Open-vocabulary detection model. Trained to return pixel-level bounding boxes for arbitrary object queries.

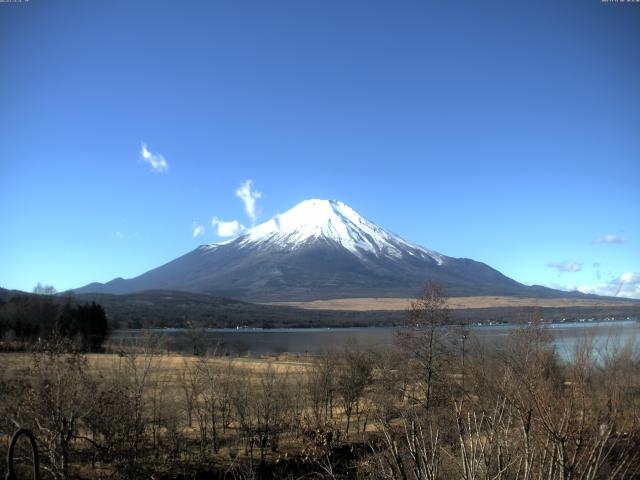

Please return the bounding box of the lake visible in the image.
[109,319,639,361]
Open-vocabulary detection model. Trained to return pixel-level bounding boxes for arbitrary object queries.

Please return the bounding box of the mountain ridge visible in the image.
[76,199,604,302]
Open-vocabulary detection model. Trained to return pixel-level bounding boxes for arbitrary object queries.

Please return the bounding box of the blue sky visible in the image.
[1,0,638,297]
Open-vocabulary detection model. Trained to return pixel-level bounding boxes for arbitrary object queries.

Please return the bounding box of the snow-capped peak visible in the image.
[229,199,444,264]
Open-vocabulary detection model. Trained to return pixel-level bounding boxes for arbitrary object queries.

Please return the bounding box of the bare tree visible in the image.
[397,282,451,411]
[33,282,57,295]
[194,350,227,454]
[462,320,640,480]
[336,345,372,436]
[378,413,441,480]
[307,347,338,425]
[18,341,95,480]
[178,357,200,428]
[370,347,405,424]
[101,335,160,473]
[232,365,292,462]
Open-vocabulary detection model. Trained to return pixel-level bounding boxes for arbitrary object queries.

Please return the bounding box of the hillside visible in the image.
[75,199,609,302]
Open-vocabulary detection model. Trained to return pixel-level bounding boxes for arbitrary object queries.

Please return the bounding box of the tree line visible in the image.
[0,285,109,351]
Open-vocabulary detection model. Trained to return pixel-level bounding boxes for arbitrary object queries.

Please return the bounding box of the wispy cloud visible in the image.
[235,180,261,223]
[192,222,205,238]
[572,272,640,299]
[593,234,624,244]
[199,179,261,239]
[211,217,246,237]
[140,142,169,173]
[113,231,139,240]
[548,261,583,274]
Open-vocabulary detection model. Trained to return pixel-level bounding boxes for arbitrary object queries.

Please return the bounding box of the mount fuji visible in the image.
[77,199,581,301]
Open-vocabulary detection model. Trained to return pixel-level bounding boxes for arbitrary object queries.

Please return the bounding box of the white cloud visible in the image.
[140,142,169,173]
[548,261,583,274]
[113,231,139,240]
[545,272,640,299]
[203,179,261,239]
[235,179,261,223]
[574,272,640,299]
[621,272,639,283]
[211,217,246,237]
[192,222,205,238]
[593,234,624,244]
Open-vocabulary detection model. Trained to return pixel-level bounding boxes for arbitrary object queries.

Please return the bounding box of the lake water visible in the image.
[109,319,639,361]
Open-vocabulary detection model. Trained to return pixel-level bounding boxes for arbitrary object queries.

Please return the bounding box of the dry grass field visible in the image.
[2,317,639,479]
[265,295,640,311]
[0,351,305,477]
[0,351,314,387]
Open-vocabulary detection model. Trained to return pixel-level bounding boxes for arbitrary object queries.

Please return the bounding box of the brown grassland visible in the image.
[264,296,640,311]
[1,287,639,479]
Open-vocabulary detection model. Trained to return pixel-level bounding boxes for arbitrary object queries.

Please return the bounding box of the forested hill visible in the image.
[2,288,638,331]
[72,290,397,329]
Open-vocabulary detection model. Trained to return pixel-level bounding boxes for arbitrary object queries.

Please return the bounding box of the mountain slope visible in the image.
[77,199,590,301]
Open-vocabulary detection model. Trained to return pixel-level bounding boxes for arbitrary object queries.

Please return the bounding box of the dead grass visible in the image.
[263,295,640,311]
[0,351,313,391]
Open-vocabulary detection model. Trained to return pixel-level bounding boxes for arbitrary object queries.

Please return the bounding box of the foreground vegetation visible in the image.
[1,285,639,479]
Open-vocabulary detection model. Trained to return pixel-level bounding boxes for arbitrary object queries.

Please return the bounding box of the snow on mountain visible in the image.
[205,199,445,264]
[77,198,587,301]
